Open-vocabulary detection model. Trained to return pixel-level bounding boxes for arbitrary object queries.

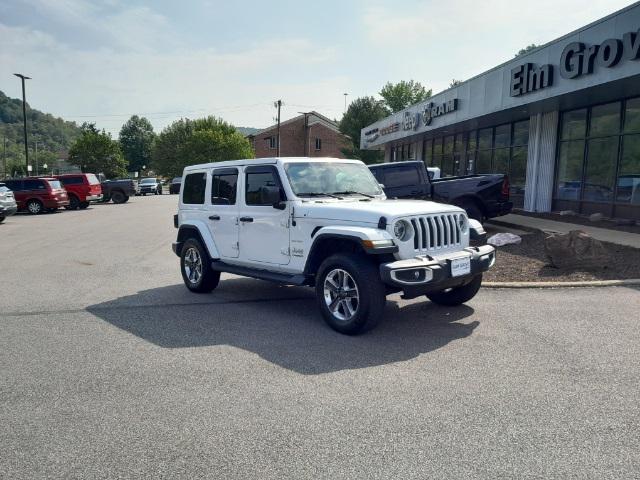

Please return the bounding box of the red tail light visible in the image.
[501,176,510,199]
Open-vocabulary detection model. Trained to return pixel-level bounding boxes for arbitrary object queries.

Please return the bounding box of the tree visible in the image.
[152,117,254,178]
[69,123,128,178]
[379,80,432,113]
[515,44,539,57]
[449,79,463,88]
[339,97,389,164]
[119,115,155,173]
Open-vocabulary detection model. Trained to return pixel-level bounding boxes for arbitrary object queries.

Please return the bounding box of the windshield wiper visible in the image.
[330,190,375,198]
[296,192,343,199]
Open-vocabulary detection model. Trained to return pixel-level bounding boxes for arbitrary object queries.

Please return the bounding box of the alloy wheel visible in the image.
[183,247,203,285]
[323,268,359,321]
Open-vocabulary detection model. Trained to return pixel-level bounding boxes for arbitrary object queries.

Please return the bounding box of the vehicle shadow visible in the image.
[86,278,478,375]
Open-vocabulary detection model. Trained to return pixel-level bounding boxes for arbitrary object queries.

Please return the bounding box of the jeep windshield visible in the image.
[285,162,382,198]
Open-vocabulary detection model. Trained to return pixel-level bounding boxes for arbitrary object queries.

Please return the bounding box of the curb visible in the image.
[484,279,640,288]
[485,219,549,234]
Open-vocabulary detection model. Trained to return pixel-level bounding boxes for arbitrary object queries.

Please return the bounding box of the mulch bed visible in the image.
[483,231,640,282]
[513,209,640,234]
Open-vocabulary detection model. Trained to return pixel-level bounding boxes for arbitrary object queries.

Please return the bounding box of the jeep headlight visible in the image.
[458,214,468,233]
[393,220,412,241]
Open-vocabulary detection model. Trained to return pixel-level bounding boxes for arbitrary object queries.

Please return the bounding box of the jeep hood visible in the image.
[296,199,464,224]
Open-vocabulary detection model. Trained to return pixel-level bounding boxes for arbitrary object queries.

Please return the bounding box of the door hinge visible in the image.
[232,242,239,250]
[280,247,290,256]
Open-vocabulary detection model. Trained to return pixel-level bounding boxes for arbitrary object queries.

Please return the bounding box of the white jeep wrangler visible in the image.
[172,157,495,334]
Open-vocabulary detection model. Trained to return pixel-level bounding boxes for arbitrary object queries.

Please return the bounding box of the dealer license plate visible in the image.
[451,257,471,277]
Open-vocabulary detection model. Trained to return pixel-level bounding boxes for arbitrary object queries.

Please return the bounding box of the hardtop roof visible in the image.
[183,157,364,172]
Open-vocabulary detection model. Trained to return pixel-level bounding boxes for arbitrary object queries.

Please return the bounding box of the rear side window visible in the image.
[47,180,62,190]
[383,165,419,187]
[61,176,83,185]
[211,169,238,205]
[245,167,282,206]
[24,179,46,190]
[182,172,207,204]
[86,174,100,185]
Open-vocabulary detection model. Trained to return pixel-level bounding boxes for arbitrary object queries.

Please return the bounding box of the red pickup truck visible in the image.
[55,174,103,210]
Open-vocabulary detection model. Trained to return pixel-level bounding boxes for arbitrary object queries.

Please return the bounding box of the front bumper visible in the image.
[380,245,496,298]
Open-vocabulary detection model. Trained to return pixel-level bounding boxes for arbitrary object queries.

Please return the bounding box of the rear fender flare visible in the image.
[177,221,220,259]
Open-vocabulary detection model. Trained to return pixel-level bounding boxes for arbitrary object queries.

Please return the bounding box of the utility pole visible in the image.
[2,137,7,179]
[274,99,282,156]
[34,141,38,176]
[343,93,349,113]
[14,73,31,176]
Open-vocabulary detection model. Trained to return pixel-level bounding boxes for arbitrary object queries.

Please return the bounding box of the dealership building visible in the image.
[361,3,640,220]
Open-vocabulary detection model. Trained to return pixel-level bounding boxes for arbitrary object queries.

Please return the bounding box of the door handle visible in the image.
[208,215,220,221]
[239,216,253,223]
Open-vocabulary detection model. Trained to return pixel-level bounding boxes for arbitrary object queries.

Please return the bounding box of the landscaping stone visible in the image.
[589,212,605,222]
[544,230,608,270]
[559,210,576,216]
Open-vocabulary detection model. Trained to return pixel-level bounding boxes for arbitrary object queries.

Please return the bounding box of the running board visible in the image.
[211,261,309,286]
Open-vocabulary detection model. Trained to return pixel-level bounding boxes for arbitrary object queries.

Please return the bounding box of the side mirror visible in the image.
[378,183,385,189]
[260,186,285,208]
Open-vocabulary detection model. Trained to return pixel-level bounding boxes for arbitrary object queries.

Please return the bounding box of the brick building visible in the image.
[247,111,351,159]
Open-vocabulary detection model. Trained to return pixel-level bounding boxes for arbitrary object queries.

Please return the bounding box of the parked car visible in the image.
[96,174,136,204]
[55,173,103,210]
[172,157,494,335]
[169,177,182,194]
[137,178,163,196]
[369,161,513,222]
[0,182,18,223]
[3,178,69,214]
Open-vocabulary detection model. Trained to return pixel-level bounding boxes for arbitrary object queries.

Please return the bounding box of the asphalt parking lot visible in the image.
[1,195,639,479]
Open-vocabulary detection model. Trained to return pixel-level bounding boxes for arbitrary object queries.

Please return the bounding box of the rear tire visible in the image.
[68,195,80,210]
[315,253,386,335]
[111,190,126,204]
[426,274,483,306]
[27,199,43,214]
[0,216,5,223]
[461,200,483,223]
[180,238,220,293]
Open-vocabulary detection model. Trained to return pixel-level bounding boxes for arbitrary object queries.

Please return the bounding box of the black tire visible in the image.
[26,199,43,215]
[315,253,386,335]
[180,238,220,293]
[68,194,80,210]
[426,274,483,306]
[79,201,90,209]
[111,190,126,204]
[0,216,5,223]
[461,200,483,223]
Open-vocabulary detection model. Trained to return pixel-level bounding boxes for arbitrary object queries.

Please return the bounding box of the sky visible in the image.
[0,0,636,136]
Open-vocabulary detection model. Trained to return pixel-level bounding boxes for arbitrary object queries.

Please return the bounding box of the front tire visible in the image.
[315,253,386,335]
[426,274,483,306]
[180,238,220,293]
[67,194,80,210]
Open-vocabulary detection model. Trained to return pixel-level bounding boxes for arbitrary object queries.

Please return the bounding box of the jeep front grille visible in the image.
[409,214,463,252]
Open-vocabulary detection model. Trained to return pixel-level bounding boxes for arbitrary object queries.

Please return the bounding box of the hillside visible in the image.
[0,90,81,175]
[235,126,260,136]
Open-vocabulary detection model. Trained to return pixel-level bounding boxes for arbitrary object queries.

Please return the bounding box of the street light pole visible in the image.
[14,73,31,176]
[343,93,348,113]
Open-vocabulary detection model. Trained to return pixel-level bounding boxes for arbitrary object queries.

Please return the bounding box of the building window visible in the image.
[554,99,640,216]
[267,136,278,149]
[315,138,322,151]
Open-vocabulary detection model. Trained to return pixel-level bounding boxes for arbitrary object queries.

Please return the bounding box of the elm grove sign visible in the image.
[510,28,640,97]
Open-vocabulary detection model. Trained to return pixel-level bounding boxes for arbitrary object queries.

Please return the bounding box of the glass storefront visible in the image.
[555,97,640,218]
[423,119,529,207]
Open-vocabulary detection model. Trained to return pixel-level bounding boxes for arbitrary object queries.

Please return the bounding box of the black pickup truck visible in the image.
[369,161,512,222]
[96,174,137,204]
